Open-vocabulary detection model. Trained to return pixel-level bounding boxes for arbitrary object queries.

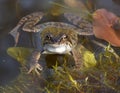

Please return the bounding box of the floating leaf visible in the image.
[7,47,33,65]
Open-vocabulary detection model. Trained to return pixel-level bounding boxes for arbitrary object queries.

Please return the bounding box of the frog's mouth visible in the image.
[43,44,72,54]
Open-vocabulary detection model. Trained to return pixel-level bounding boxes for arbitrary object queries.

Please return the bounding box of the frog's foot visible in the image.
[27,50,42,75]
[28,62,43,75]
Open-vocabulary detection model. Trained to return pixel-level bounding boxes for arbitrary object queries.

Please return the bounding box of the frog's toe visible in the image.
[28,63,43,75]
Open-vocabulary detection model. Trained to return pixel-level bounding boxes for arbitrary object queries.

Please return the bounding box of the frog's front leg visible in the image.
[71,48,83,68]
[10,12,44,46]
[28,50,43,75]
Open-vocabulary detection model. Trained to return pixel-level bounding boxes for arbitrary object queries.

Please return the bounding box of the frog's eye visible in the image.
[58,34,68,42]
[45,34,53,40]
[61,34,67,40]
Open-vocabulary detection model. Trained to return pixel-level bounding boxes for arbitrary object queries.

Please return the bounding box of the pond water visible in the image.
[0,0,120,89]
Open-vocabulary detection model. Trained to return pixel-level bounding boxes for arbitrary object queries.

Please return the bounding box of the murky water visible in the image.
[0,0,120,89]
[0,0,57,86]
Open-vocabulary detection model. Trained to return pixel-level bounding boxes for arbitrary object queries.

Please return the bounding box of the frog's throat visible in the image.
[43,44,72,54]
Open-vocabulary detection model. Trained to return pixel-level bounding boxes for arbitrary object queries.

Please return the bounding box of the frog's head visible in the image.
[43,32,77,54]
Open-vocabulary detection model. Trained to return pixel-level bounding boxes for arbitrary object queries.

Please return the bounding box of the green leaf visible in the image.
[7,47,33,65]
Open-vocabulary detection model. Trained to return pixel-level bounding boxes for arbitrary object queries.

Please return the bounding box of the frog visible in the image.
[9,12,93,75]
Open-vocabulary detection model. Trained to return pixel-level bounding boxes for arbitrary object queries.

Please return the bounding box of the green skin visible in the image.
[9,12,94,75]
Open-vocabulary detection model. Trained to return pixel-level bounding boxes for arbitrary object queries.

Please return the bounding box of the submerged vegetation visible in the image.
[1,0,120,93]
[0,44,119,93]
